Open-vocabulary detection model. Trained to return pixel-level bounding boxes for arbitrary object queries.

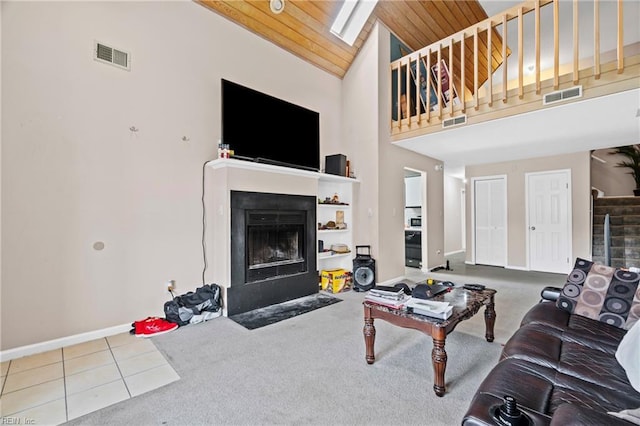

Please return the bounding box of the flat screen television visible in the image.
[221,79,320,172]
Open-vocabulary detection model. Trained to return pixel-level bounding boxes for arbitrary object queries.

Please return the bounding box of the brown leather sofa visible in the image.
[462,287,640,426]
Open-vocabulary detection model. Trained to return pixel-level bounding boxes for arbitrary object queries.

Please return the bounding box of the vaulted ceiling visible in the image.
[196,0,496,79]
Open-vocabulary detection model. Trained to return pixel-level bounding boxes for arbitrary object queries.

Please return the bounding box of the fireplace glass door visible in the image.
[245,211,307,282]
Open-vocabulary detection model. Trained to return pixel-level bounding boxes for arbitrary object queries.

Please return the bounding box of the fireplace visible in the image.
[228,191,317,315]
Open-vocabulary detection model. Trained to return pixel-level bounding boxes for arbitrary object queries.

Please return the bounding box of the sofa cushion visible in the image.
[520,300,625,348]
[501,322,630,390]
[557,258,640,329]
[549,371,640,415]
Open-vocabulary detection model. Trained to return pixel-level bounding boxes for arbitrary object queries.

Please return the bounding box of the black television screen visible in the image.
[221,79,320,172]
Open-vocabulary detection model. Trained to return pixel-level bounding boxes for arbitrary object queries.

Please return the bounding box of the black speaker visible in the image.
[325,154,347,176]
[352,245,376,292]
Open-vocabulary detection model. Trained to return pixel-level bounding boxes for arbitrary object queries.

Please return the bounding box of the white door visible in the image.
[474,177,506,266]
[528,170,572,274]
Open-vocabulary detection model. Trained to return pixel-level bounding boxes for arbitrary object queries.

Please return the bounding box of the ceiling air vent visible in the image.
[543,86,582,105]
[442,115,467,129]
[94,41,130,71]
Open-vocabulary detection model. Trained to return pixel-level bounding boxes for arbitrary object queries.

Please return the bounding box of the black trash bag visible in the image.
[164,284,222,326]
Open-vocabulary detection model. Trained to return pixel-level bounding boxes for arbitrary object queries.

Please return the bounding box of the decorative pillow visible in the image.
[556,258,640,330]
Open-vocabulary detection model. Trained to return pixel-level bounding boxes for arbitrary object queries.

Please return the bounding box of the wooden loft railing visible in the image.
[390,0,640,141]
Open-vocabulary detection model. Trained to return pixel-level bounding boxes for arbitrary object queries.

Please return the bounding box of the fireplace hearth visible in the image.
[228,191,317,315]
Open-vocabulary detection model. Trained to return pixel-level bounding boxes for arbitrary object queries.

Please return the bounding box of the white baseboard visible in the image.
[0,323,132,362]
[465,260,475,265]
[444,250,465,256]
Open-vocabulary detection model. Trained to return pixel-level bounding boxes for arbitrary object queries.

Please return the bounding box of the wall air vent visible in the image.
[442,115,467,129]
[93,41,130,71]
[543,86,582,105]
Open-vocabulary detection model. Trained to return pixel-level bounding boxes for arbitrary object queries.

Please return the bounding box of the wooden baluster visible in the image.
[518,7,524,99]
[594,0,600,79]
[474,27,479,110]
[553,0,559,90]
[617,0,624,73]
[487,21,493,107]
[461,34,466,112]
[405,58,411,123]
[437,46,443,119]
[502,13,508,104]
[573,0,579,84]
[426,50,432,123]
[535,0,541,94]
[415,54,421,125]
[396,63,401,125]
[449,38,454,117]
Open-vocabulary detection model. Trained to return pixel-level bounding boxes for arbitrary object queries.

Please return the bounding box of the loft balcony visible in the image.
[389,0,640,158]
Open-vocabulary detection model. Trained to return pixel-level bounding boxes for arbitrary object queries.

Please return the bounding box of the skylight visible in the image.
[330,0,378,46]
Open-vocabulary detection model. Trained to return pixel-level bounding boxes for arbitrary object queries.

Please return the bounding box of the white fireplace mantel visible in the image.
[206,158,359,184]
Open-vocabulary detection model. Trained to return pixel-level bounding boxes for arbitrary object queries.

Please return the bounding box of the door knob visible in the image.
[530,226,536,231]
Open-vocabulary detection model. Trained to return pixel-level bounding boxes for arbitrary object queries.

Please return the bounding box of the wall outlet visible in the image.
[166,280,175,293]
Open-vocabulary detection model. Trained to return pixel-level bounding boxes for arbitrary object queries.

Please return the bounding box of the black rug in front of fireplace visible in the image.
[228,293,342,330]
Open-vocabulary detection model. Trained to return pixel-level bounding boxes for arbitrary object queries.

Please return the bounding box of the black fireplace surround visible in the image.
[228,191,318,315]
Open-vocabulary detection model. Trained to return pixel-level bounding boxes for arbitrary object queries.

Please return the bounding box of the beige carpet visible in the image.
[64,255,567,425]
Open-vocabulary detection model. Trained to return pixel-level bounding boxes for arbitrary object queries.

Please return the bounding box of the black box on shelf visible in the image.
[325,154,347,176]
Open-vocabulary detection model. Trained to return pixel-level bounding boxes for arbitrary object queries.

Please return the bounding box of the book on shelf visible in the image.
[364,293,410,309]
[405,298,453,320]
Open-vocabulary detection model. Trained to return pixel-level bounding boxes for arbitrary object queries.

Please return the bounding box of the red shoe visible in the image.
[137,317,178,338]
[132,317,159,337]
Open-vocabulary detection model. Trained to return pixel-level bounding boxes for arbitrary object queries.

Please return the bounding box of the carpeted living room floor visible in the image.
[64,253,567,425]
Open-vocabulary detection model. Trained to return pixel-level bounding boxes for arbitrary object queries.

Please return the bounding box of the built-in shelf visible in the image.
[318,229,349,234]
[317,174,357,273]
[318,252,352,260]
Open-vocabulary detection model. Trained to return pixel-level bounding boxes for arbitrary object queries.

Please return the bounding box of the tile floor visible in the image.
[0,332,179,425]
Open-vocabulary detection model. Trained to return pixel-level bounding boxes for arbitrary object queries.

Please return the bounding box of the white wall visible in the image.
[591,147,639,196]
[1,1,341,350]
[342,23,445,280]
[465,151,592,270]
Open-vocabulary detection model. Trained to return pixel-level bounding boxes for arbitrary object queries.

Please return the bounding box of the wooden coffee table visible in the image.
[363,286,496,397]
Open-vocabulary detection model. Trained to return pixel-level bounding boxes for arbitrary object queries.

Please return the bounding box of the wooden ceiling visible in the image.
[196,0,498,79]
